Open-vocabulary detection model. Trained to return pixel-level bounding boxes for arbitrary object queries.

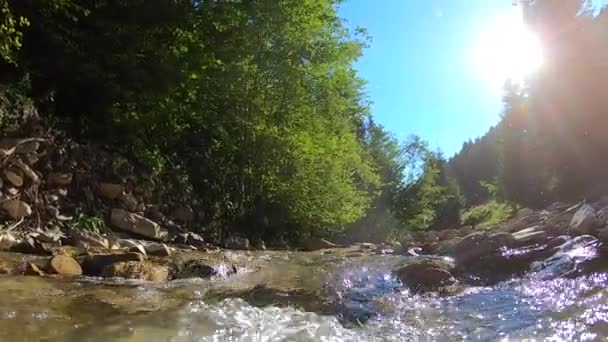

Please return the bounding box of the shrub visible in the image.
[461,200,515,228]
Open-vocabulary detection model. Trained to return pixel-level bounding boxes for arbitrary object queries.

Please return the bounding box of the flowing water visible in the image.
[1,243,608,341]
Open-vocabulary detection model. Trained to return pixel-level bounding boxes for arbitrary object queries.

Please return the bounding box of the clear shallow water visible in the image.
[1,247,608,341]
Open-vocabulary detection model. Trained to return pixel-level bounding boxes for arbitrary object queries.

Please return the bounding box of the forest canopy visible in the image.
[1,0,606,243]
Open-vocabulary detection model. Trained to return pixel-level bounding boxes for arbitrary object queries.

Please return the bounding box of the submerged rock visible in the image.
[171,259,218,279]
[101,261,168,282]
[80,252,145,276]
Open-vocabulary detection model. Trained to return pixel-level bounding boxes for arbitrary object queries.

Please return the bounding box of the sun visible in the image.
[474,8,543,86]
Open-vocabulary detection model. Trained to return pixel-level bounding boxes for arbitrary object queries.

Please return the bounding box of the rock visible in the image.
[457,226,473,237]
[145,205,166,222]
[144,242,171,257]
[512,226,549,246]
[110,209,168,241]
[24,263,44,276]
[47,173,73,186]
[0,232,19,250]
[224,236,251,250]
[515,208,535,219]
[34,228,66,244]
[70,230,110,249]
[171,206,194,223]
[394,259,456,293]
[53,245,86,258]
[101,261,168,282]
[531,235,602,279]
[45,255,82,276]
[119,193,138,212]
[98,183,122,200]
[300,238,335,251]
[438,229,459,240]
[598,227,608,243]
[14,160,39,183]
[80,252,145,276]
[0,139,41,154]
[569,204,597,235]
[9,236,54,255]
[171,259,217,279]
[596,207,608,228]
[425,231,439,242]
[1,200,32,219]
[433,237,463,255]
[3,170,23,187]
[187,233,206,247]
[115,239,147,255]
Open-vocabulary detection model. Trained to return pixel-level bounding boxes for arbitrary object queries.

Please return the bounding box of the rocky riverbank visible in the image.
[393,199,608,294]
[3,120,608,295]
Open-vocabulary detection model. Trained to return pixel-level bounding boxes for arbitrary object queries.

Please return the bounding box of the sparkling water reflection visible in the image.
[1,249,608,341]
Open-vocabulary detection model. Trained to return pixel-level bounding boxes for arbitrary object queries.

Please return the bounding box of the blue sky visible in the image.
[338,0,519,156]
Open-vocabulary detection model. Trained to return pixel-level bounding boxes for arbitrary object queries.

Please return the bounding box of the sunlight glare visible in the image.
[474,8,543,86]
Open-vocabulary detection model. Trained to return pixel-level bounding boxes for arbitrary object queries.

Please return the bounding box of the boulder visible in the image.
[47,173,73,186]
[98,183,122,200]
[438,229,459,240]
[110,209,168,241]
[45,255,82,276]
[3,170,23,187]
[569,204,596,235]
[24,262,44,276]
[101,261,168,282]
[1,200,32,219]
[171,206,194,223]
[80,252,145,276]
[394,259,456,293]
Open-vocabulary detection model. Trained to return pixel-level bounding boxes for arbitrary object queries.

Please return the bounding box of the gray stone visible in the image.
[1,199,32,219]
[569,204,596,235]
[110,209,168,241]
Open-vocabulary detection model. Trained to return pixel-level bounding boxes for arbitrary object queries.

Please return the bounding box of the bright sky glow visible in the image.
[473,8,543,86]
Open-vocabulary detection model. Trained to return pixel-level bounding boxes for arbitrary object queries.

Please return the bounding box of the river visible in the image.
[1,248,607,341]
